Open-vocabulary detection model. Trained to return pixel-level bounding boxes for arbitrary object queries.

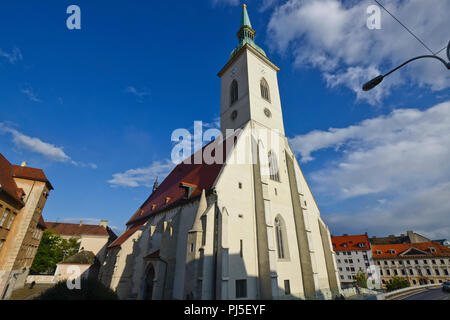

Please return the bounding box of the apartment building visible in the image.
[372,242,450,287]
[331,234,381,289]
[0,153,52,300]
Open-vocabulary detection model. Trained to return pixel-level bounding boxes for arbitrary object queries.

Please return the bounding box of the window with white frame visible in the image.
[5,210,15,229]
[0,206,8,227]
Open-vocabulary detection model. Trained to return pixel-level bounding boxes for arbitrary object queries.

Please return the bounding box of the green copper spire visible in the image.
[229,4,267,60]
[240,4,252,29]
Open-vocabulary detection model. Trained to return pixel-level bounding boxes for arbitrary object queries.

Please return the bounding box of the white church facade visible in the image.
[99,5,341,300]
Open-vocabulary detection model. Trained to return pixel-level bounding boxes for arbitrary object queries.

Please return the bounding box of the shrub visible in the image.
[34,278,118,300]
[385,276,410,292]
[354,271,368,288]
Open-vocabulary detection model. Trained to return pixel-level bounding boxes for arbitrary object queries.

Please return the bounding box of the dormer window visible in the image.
[389,249,396,254]
[376,250,382,255]
[180,182,197,199]
[230,80,238,105]
[429,247,436,253]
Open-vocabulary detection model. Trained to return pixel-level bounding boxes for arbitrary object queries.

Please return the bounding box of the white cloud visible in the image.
[0,123,97,168]
[0,47,22,64]
[21,86,41,102]
[267,0,450,104]
[125,86,150,102]
[202,117,221,130]
[108,160,174,188]
[324,181,450,239]
[292,100,450,238]
[0,124,71,162]
[291,101,450,198]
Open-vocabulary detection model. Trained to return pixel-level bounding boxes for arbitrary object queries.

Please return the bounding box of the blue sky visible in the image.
[1,0,449,238]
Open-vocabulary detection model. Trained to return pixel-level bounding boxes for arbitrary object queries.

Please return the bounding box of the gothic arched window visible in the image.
[268,150,280,182]
[230,80,238,105]
[275,215,289,259]
[260,78,270,102]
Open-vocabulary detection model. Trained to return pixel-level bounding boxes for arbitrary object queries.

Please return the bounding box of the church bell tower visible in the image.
[218,4,286,137]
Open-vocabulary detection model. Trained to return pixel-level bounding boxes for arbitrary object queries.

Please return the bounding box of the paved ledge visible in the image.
[377,284,442,300]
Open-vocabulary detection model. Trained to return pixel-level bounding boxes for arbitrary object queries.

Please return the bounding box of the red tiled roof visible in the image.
[0,153,25,205]
[372,242,450,259]
[331,234,371,251]
[45,222,110,237]
[12,164,53,190]
[108,220,146,248]
[126,135,236,226]
[110,133,239,249]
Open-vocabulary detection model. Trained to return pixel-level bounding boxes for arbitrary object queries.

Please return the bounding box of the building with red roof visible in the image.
[0,154,52,300]
[99,5,340,301]
[372,242,450,287]
[331,234,381,289]
[45,220,117,265]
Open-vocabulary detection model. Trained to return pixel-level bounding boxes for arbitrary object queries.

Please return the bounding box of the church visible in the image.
[99,5,341,300]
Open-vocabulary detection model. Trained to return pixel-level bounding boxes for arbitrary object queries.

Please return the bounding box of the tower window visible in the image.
[240,239,243,258]
[230,79,238,105]
[236,279,247,298]
[231,110,238,121]
[275,215,289,259]
[260,78,270,102]
[284,280,291,295]
[268,151,280,182]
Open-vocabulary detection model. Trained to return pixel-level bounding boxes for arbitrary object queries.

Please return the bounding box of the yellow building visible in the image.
[0,153,52,300]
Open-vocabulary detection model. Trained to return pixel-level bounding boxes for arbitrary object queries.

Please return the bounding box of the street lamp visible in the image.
[362,41,450,91]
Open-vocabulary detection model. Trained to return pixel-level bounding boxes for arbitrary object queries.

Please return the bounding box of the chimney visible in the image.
[100,220,108,228]
[21,161,27,167]
[79,220,83,226]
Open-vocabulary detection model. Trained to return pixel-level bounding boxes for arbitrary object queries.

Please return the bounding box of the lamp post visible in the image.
[362,41,450,91]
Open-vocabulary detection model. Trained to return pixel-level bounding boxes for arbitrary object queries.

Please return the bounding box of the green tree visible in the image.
[354,270,368,288]
[31,230,80,274]
[385,276,410,292]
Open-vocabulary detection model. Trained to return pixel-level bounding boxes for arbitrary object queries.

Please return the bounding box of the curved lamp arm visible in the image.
[363,41,450,91]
